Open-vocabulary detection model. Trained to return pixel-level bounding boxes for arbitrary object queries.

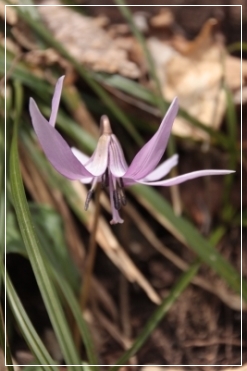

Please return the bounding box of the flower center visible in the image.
[112,177,127,210]
[84,171,127,211]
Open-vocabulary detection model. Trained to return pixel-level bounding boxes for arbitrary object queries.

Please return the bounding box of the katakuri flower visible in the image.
[29,76,234,224]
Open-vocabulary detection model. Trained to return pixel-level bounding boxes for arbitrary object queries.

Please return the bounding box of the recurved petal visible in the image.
[84,134,110,176]
[49,75,65,127]
[71,147,90,164]
[29,98,92,180]
[109,134,128,177]
[143,154,179,181]
[139,169,235,187]
[71,148,93,183]
[124,97,178,180]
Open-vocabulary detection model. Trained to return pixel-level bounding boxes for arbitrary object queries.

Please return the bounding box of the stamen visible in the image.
[84,190,93,210]
[118,178,127,206]
[102,172,109,188]
[113,190,121,210]
[119,188,127,206]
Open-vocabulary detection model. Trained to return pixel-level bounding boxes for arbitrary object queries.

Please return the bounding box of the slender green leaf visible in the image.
[0,305,15,371]
[9,81,83,369]
[227,41,247,53]
[2,268,57,370]
[6,241,99,367]
[6,206,99,367]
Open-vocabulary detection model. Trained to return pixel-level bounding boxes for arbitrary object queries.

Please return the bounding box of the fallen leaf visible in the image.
[38,0,140,79]
[148,18,245,140]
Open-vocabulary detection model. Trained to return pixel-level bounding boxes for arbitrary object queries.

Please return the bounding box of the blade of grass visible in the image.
[223,84,238,200]
[0,121,4,269]
[227,41,247,53]
[2,267,58,369]
[114,0,166,113]
[47,265,99,367]
[9,81,83,369]
[6,207,99,367]
[0,305,14,371]
[109,260,201,369]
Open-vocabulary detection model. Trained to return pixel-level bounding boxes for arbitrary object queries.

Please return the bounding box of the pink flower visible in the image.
[29,76,234,224]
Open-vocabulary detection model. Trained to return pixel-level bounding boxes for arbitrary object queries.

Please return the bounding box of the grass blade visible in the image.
[0,305,14,371]
[9,81,83,369]
[2,267,57,369]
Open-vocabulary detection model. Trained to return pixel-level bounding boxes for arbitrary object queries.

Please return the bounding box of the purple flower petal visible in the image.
[109,135,128,177]
[143,154,179,181]
[49,76,65,127]
[84,135,111,176]
[71,147,90,164]
[124,97,179,180]
[71,148,93,183]
[29,98,92,180]
[139,170,235,186]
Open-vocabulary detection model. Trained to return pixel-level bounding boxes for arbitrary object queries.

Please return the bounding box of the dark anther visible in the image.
[102,172,109,188]
[119,188,127,206]
[113,190,121,210]
[84,190,93,210]
[118,178,127,206]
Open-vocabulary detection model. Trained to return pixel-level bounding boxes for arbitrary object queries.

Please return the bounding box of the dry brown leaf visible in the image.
[150,8,174,28]
[142,367,183,371]
[226,55,247,92]
[2,34,21,55]
[92,277,119,321]
[148,18,245,140]
[0,348,20,371]
[0,3,17,25]
[148,37,225,140]
[38,0,140,79]
[92,303,132,349]
[223,365,247,371]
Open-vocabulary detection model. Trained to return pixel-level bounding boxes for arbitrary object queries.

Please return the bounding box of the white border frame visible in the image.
[4,3,243,368]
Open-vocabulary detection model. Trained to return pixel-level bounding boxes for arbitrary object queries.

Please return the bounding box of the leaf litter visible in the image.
[21,2,246,141]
